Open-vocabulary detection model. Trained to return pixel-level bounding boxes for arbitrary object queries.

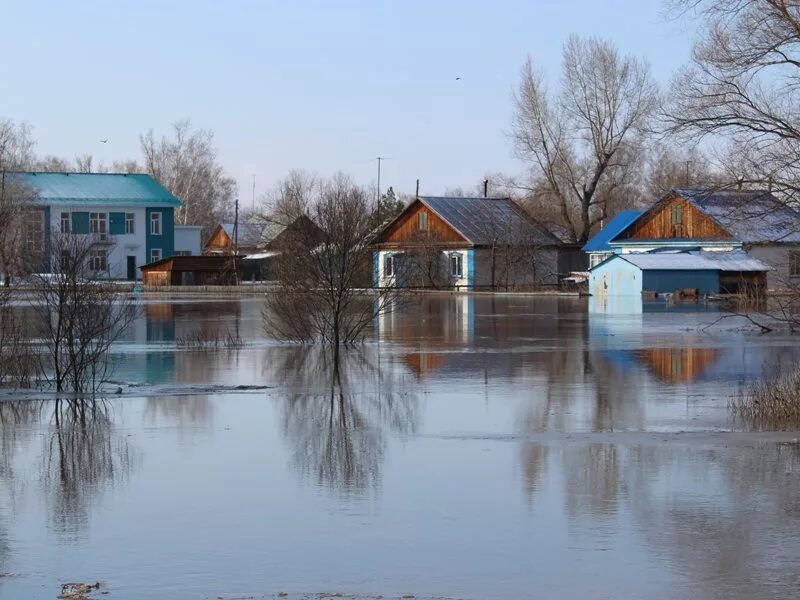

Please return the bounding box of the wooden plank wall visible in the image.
[620,196,732,240]
[379,201,466,244]
[205,227,232,251]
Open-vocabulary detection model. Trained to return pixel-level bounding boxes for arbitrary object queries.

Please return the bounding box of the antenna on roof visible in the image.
[483,178,489,198]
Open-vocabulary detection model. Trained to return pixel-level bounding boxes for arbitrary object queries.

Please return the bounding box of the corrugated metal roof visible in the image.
[9,172,182,206]
[419,196,561,246]
[222,223,265,247]
[600,250,771,272]
[695,250,771,272]
[582,210,645,252]
[672,187,800,243]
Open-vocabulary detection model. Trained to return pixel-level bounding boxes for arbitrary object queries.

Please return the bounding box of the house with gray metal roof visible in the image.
[10,171,183,280]
[370,196,563,289]
[585,186,799,294]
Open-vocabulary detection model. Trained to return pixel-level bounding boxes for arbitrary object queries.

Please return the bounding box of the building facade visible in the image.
[15,172,181,280]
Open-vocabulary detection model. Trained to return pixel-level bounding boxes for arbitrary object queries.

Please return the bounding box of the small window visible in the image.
[671,204,683,225]
[60,212,70,234]
[90,212,108,241]
[418,211,428,231]
[125,213,135,234]
[450,253,463,278]
[24,210,44,253]
[150,248,162,263]
[384,254,394,277]
[88,249,107,272]
[150,212,162,235]
[791,252,800,277]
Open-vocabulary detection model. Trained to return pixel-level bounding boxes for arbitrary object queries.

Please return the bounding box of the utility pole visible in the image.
[233,197,239,255]
[376,157,384,204]
[685,161,691,186]
[252,174,256,211]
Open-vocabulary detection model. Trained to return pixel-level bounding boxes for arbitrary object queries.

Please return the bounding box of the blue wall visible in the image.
[642,270,719,294]
[589,256,642,296]
[146,207,174,261]
[466,249,475,288]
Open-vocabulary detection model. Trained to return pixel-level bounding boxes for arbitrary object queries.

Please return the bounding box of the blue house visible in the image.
[14,172,182,280]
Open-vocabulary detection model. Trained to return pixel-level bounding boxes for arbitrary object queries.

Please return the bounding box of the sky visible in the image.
[0,0,696,205]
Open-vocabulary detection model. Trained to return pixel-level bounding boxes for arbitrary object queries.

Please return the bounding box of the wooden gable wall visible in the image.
[619,195,732,240]
[378,200,467,244]
[204,226,233,251]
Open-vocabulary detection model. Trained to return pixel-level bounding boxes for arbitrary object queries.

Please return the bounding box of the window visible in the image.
[418,211,428,231]
[150,212,162,235]
[384,254,394,277]
[60,250,71,271]
[24,210,44,254]
[90,212,108,240]
[671,203,684,236]
[150,248,162,263]
[88,249,107,272]
[125,213,135,234]
[175,250,191,257]
[791,252,800,277]
[60,212,70,234]
[590,253,606,268]
[450,253,463,278]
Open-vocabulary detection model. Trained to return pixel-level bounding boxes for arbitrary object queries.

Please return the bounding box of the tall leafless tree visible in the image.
[512,36,659,243]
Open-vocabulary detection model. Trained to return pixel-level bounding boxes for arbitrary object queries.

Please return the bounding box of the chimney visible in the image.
[483,178,489,198]
[415,179,420,198]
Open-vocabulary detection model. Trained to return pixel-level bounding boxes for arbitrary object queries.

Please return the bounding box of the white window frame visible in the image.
[24,210,44,254]
[418,212,428,231]
[384,254,394,277]
[88,248,107,272]
[150,212,162,235]
[60,212,70,234]
[450,253,463,278]
[90,212,108,241]
[150,248,162,263]
[125,213,135,234]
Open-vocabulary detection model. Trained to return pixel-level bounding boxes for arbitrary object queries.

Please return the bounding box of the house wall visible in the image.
[47,204,149,280]
[618,196,733,240]
[174,226,202,256]
[146,207,174,264]
[472,247,559,288]
[205,227,233,253]
[378,201,466,244]
[374,248,472,288]
[642,270,719,294]
[745,244,800,291]
[589,257,643,296]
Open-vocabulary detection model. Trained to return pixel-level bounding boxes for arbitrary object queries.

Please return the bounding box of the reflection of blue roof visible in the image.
[582,210,644,252]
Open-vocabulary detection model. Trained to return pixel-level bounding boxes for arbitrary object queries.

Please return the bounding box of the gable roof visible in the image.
[221,222,265,248]
[582,210,645,252]
[412,196,561,246]
[8,172,182,207]
[614,187,800,244]
[590,250,770,272]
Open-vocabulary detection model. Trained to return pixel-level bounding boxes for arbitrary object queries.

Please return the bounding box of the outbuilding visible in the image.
[140,255,239,286]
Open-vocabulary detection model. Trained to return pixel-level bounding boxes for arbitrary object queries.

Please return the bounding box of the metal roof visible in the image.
[582,210,645,252]
[671,187,800,243]
[419,196,561,246]
[222,222,266,247]
[8,172,182,206]
[593,250,771,272]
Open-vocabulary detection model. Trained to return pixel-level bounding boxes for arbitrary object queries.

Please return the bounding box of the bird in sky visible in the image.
[100,139,108,143]
[455,77,462,81]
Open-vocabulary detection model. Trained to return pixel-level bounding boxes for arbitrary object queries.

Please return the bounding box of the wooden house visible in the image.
[140,255,239,286]
[371,196,562,290]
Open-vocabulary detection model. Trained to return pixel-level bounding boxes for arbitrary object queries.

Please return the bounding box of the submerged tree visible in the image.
[512,36,658,243]
[264,173,402,345]
[30,233,137,395]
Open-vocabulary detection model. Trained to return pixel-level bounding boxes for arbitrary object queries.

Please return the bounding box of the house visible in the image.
[239,215,326,281]
[582,210,644,269]
[371,196,563,290]
[204,222,265,255]
[174,225,202,256]
[585,187,800,294]
[140,255,239,286]
[13,172,181,280]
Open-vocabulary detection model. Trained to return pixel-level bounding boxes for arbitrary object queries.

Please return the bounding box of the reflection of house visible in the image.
[634,347,722,383]
[371,196,563,289]
[14,172,182,280]
[586,188,799,295]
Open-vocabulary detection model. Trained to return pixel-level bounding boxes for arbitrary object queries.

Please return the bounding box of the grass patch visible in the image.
[731,366,800,430]
[175,329,245,349]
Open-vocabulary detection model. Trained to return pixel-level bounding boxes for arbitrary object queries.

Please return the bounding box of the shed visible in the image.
[140,255,239,286]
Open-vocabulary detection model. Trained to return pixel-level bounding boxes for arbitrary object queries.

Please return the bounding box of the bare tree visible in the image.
[140,120,236,233]
[264,173,402,346]
[30,233,137,395]
[512,36,659,243]
[665,0,800,200]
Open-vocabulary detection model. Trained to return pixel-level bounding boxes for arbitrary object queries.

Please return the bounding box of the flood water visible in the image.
[1,295,800,599]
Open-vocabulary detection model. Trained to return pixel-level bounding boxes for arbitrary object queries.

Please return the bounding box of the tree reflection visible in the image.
[273,346,418,496]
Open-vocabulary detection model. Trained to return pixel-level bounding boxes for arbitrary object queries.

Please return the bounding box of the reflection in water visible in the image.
[635,347,722,383]
[272,347,418,495]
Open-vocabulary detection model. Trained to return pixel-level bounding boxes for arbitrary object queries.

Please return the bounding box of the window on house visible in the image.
[24,210,44,254]
[671,203,684,236]
[90,212,108,240]
[150,212,162,235]
[150,248,162,263]
[125,213,135,234]
[418,211,428,231]
[60,250,71,271]
[60,212,70,234]
[384,254,394,277]
[450,253,463,278]
[88,249,107,272]
[791,252,800,277]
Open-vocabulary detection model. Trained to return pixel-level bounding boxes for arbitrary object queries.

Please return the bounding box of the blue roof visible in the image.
[582,210,644,252]
[8,172,182,207]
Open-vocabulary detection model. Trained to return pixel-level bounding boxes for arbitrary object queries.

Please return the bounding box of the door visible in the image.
[127,256,137,281]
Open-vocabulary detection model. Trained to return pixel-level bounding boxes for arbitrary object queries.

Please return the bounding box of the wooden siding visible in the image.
[635,347,721,383]
[619,196,732,240]
[378,201,467,245]
[204,226,233,253]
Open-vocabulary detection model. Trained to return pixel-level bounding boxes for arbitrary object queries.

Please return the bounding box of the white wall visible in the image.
[174,226,202,256]
[48,205,147,280]
[376,249,471,288]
